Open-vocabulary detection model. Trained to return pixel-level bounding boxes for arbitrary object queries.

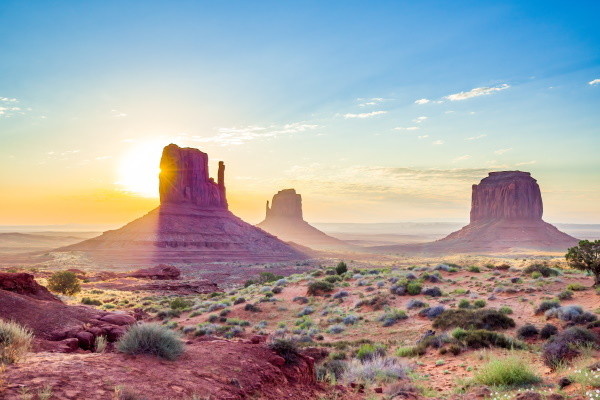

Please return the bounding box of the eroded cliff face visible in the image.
[470,171,543,222]
[159,144,227,209]
[265,189,303,220]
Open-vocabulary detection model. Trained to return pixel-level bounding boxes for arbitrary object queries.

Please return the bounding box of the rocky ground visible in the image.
[1,256,599,399]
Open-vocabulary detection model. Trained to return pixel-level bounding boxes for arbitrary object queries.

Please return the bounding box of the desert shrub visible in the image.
[94,335,107,353]
[317,359,347,382]
[307,281,334,296]
[468,266,481,273]
[389,284,406,296]
[47,271,81,295]
[458,299,471,309]
[395,346,419,357]
[342,315,358,325]
[328,324,345,334]
[433,309,515,331]
[117,323,184,360]
[539,324,558,339]
[535,300,560,315]
[268,338,299,364]
[271,286,283,294]
[473,355,541,386]
[524,263,559,277]
[355,294,389,310]
[170,298,193,310]
[545,305,597,324]
[341,357,410,384]
[336,261,348,275]
[406,299,426,309]
[356,343,386,362]
[0,320,33,364]
[531,271,542,279]
[566,283,587,291]
[419,305,445,319]
[81,297,102,306]
[422,287,442,297]
[452,328,524,350]
[517,324,539,339]
[406,282,422,295]
[333,291,349,299]
[473,299,486,308]
[244,303,261,312]
[542,327,599,368]
[557,290,573,300]
[292,296,309,304]
[499,306,513,315]
[379,309,407,327]
[324,275,340,284]
[298,306,314,317]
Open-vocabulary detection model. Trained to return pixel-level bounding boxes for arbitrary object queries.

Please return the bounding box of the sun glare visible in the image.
[116,140,164,198]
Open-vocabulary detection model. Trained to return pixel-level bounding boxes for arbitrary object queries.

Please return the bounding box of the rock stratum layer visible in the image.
[59,144,306,264]
[257,189,352,251]
[372,171,578,254]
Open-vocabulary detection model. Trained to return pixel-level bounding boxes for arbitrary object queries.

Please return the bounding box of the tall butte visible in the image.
[60,144,306,264]
[257,189,352,250]
[374,171,578,254]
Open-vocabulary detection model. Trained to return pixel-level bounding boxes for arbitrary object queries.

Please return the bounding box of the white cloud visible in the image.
[194,122,319,146]
[445,84,510,101]
[111,109,127,118]
[453,155,472,162]
[343,111,387,119]
[417,135,429,139]
[0,97,17,102]
[494,148,512,155]
[357,97,387,107]
[589,79,600,86]
[394,126,419,131]
[466,134,487,141]
[516,160,536,166]
[432,140,444,145]
[415,98,430,105]
[413,116,428,123]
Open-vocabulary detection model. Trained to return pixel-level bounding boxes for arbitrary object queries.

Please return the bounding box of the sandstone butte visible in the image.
[372,171,578,254]
[58,144,307,265]
[257,188,353,251]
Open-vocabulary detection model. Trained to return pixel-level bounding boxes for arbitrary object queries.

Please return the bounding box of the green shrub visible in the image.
[535,300,560,315]
[524,263,559,277]
[324,275,341,283]
[47,271,81,295]
[433,309,515,331]
[307,281,334,296]
[0,320,33,364]
[557,290,573,300]
[81,297,102,306]
[468,266,481,273]
[566,283,587,292]
[458,299,471,309]
[531,271,542,279]
[336,262,348,275]
[406,282,422,295]
[356,343,386,361]
[473,355,541,387]
[499,306,513,315]
[451,328,525,350]
[170,298,193,310]
[378,308,407,327]
[117,323,184,360]
[473,300,486,308]
[268,338,299,364]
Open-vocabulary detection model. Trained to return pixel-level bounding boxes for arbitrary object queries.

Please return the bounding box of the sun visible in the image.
[116,140,165,197]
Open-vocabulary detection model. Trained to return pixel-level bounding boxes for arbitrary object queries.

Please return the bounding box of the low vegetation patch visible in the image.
[117,323,184,360]
[341,357,410,384]
[432,309,515,331]
[542,327,599,369]
[473,355,541,387]
[0,320,33,364]
[307,281,334,296]
[268,338,300,364]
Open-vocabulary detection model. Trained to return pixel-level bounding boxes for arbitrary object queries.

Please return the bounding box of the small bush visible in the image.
[452,328,525,350]
[47,271,81,295]
[458,299,471,309]
[539,324,558,339]
[473,300,486,308]
[333,291,349,299]
[271,286,283,294]
[524,263,559,277]
[81,297,102,306]
[473,355,541,386]
[170,298,193,310]
[535,300,560,315]
[379,309,408,327]
[328,324,345,334]
[422,287,442,297]
[244,303,261,312]
[406,282,422,295]
[342,315,359,325]
[307,281,334,296]
[336,262,348,275]
[117,323,184,360]
[406,299,426,309]
[468,266,481,273]
[542,327,599,368]
[517,324,539,339]
[356,343,386,362]
[341,357,410,384]
[0,320,33,364]
[419,305,445,319]
[499,306,513,315]
[566,283,586,291]
[557,290,573,300]
[433,309,515,331]
[268,338,300,364]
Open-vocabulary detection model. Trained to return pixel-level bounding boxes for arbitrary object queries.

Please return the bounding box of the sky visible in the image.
[1,0,599,227]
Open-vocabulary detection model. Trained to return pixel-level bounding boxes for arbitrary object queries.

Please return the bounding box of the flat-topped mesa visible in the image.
[159,144,227,209]
[470,171,543,223]
[265,189,303,220]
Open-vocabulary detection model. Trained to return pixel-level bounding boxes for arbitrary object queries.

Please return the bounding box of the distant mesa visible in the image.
[257,189,352,251]
[58,144,307,264]
[373,171,578,254]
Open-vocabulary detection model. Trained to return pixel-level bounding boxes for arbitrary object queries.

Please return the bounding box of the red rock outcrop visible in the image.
[257,189,353,251]
[159,144,227,209]
[470,171,543,222]
[125,265,181,280]
[372,171,578,254]
[0,272,58,301]
[0,273,136,351]
[58,144,306,264]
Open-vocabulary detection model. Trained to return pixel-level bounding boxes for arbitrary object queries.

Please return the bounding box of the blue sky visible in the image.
[1,1,599,225]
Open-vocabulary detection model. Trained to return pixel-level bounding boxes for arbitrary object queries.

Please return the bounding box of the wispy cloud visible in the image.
[466,134,487,141]
[110,109,127,118]
[394,126,419,131]
[589,79,600,86]
[445,84,510,101]
[494,148,512,155]
[413,116,428,123]
[343,110,387,119]
[193,122,319,146]
[357,97,388,107]
[414,98,430,105]
[516,160,536,166]
[453,155,472,162]
[417,135,429,139]
[432,140,444,145]
[0,97,23,118]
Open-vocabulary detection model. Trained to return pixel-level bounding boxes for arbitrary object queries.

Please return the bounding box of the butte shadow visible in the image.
[56,144,307,266]
[370,171,578,255]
